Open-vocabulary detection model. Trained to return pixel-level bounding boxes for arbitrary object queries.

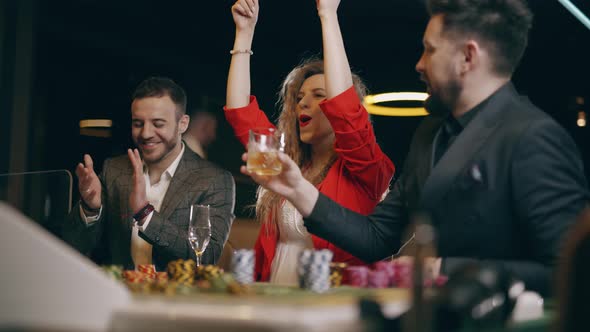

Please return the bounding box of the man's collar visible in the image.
[452,81,512,129]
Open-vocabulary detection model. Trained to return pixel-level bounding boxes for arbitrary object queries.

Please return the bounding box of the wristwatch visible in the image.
[133,203,154,226]
[80,199,100,214]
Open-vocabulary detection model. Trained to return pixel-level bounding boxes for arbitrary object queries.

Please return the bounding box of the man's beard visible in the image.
[137,129,181,166]
[423,80,461,117]
[143,139,179,166]
[424,94,451,117]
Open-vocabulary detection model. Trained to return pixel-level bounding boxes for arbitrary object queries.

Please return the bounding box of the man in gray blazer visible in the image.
[243,0,589,296]
[63,77,235,271]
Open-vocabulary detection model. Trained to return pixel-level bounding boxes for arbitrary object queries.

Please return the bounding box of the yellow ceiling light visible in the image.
[577,111,586,128]
[79,119,112,128]
[363,92,429,116]
[79,119,113,137]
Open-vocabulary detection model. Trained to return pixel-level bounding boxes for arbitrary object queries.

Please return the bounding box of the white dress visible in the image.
[268,199,314,286]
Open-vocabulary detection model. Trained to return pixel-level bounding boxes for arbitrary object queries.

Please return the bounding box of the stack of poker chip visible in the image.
[123,270,146,284]
[391,260,413,287]
[367,270,389,288]
[329,262,347,287]
[196,264,223,281]
[297,249,313,288]
[303,249,333,293]
[156,272,168,282]
[374,261,396,287]
[167,259,196,286]
[231,249,255,284]
[137,264,157,281]
[210,273,251,295]
[344,266,369,287]
[101,265,123,281]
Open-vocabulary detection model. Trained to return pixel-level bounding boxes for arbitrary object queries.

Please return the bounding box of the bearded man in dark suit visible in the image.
[63,77,235,271]
[244,0,589,296]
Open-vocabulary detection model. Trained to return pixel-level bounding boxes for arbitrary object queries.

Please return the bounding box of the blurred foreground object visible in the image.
[0,202,130,331]
[557,206,590,332]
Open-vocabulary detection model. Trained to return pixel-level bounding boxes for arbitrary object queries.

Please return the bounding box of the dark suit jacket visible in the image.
[305,83,589,295]
[63,148,235,271]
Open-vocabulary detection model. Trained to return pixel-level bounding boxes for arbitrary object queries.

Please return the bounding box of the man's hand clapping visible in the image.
[127,148,148,215]
[75,154,102,213]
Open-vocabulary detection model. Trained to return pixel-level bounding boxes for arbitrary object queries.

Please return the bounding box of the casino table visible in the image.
[108,278,552,332]
[110,281,411,332]
[0,203,555,332]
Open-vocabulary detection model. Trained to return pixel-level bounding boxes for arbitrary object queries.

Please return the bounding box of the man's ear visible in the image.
[179,114,190,134]
[460,39,480,74]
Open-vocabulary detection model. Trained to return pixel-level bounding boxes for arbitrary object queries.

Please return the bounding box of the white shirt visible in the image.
[81,144,185,268]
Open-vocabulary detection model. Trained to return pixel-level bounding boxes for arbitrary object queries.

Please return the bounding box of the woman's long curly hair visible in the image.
[256,58,369,232]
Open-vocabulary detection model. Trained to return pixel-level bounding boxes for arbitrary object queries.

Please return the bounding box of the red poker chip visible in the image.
[344,266,369,287]
[123,270,146,283]
[368,270,389,288]
[374,261,395,285]
[137,264,156,274]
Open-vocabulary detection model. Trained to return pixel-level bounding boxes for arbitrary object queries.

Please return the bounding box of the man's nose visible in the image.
[140,124,154,138]
[415,54,425,73]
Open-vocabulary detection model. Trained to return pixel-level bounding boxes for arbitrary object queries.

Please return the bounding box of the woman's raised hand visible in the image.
[232,0,259,32]
[316,0,340,18]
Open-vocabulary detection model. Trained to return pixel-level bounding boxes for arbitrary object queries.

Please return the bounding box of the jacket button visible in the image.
[155,236,160,242]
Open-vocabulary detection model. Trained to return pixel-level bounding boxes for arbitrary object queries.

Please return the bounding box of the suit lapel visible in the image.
[159,150,197,219]
[413,116,444,192]
[416,127,439,193]
[419,83,518,210]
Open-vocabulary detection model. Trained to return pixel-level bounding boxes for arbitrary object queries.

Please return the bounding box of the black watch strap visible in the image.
[133,203,155,225]
[80,199,100,213]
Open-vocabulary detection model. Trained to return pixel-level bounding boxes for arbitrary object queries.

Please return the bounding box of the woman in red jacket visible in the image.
[225,0,395,284]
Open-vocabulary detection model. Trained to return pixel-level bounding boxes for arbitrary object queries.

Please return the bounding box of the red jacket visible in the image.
[224,87,395,281]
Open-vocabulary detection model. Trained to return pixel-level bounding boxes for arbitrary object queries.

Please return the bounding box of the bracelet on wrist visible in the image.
[229,49,253,55]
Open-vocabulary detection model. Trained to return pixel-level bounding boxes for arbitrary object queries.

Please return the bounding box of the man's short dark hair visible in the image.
[428,0,533,76]
[132,77,187,119]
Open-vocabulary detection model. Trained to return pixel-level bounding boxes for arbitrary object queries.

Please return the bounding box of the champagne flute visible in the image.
[188,204,211,267]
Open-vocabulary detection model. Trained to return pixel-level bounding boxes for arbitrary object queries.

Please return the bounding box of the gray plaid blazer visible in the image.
[63,148,235,271]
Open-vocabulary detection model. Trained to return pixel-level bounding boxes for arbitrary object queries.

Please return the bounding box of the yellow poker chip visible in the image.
[196,265,223,280]
[166,259,197,286]
[329,262,347,287]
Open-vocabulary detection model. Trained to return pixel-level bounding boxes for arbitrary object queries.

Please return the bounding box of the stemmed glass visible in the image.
[188,204,211,267]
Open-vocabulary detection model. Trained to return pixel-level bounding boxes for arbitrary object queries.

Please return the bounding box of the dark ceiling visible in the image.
[37,0,590,95]
[29,0,590,201]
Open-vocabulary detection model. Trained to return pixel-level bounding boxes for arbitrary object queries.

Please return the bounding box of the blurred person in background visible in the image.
[183,109,218,159]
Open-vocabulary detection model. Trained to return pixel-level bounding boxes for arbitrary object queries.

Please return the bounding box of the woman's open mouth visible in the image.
[299,114,312,128]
